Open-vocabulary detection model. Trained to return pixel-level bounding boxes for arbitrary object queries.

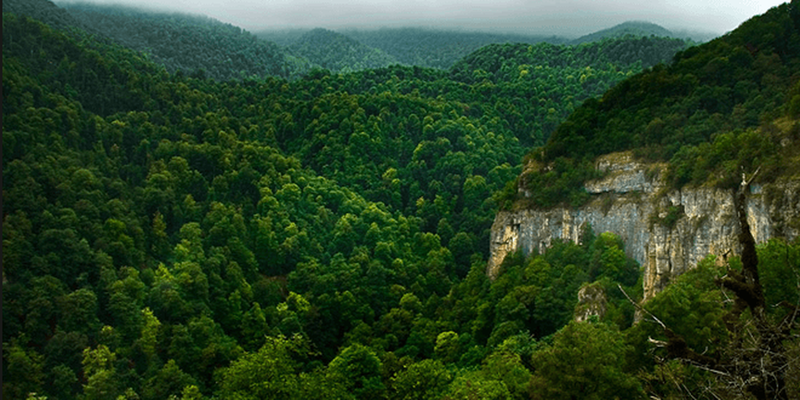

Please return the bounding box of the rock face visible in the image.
[488,152,800,302]
[575,283,607,322]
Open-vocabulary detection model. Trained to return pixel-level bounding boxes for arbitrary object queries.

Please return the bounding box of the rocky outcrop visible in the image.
[575,283,607,322]
[488,152,800,302]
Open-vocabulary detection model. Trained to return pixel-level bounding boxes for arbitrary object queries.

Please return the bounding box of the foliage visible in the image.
[60,2,295,80]
[570,21,678,45]
[3,1,800,399]
[529,321,643,399]
[633,237,800,399]
[512,1,800,208]
[288,28,398,73]
[344,27,568,70]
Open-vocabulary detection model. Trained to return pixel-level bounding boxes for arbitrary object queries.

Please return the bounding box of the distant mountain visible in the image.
[345,28,567,69]
[61,3,298,80]
[254,29,310,47]
[3,0,298,80]
[288,28,398,73]
[571,21,675,44]
[3,0,85,31]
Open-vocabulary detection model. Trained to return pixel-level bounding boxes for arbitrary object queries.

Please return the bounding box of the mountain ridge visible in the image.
[287,28,398,73]
[570,21,676,44]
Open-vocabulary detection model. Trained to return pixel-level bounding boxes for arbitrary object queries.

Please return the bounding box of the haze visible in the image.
[55,0,787,37]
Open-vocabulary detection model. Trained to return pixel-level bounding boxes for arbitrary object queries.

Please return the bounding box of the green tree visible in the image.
[529,321,643,399]
[142,360,197,400]
[81,345,122,400]
[3,336,45,400]
[327,344,387,400]
[390,359,452,400]
[216,335,303,400]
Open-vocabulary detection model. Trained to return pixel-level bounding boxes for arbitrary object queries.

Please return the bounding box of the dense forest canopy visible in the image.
[55,2,298,80]
[506,1,800,210]
[286,28,399,73]
[3,0,800,399]
[341,28,566,70]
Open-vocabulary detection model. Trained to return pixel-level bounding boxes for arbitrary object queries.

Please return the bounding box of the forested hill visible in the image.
[63,2,300,80]
[288,28,399,73]
[2,0,83,31]
[570,21,675,45]
[506,1,800,210]
[6,2,799,400]
[3,10,660,399]
[344,28,567,69]
[5,0,298,80]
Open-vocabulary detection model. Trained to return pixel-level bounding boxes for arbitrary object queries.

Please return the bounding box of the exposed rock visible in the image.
[575,283,607,322]
[488,152,800,302]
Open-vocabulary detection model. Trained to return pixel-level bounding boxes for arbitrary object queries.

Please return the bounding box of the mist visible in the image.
[54,0,787,37]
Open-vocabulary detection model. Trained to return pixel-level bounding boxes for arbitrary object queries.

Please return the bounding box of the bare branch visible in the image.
[618,284,667,330]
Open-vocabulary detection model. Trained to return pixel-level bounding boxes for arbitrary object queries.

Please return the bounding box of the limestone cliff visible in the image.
[488,152,800,301]
[574,282,607,322]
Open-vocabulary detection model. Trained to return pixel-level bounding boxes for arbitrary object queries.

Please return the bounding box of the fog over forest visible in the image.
[54,0,785,37]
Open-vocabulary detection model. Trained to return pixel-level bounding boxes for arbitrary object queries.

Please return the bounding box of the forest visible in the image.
[506,1,800,210]
[3,0,800,399]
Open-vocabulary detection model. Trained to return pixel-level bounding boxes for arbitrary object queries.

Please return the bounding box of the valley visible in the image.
[3,1,800,399]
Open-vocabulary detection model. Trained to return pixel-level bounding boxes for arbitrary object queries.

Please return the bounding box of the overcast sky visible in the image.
[56,0,788,37]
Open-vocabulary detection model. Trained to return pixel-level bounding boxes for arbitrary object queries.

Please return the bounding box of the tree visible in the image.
[327,344,387,400]
[215,335,302,400]
[639,170,800,400]
[81,345,122,400]
[142,360,197,400]
[529,321,642,399]
[390,359,452,400]
[3,336,45,400]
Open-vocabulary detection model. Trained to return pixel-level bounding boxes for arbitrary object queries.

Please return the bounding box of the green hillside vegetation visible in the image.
[253,29,309,47]
[2,12,650,399]
[288,28,399,73]
[3,1,800,400]
[509,1,800,210]
[345,28,567,70]
[28,1,298,81]
[259,36,687,259]
[570,21,676,45]
[3,0,84,31]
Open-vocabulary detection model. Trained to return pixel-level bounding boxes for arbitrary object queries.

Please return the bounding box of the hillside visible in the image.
[489,4,800,398]
[3,1,800,400]
[2,11,679,399]
[503,2,800,211]
[345,27,567,69]
[570,21,675,44]
[288,28,398,73]
[253,28,309,46]
[3,0,84,30]
[446,36,688,146]
[7,0,297,80]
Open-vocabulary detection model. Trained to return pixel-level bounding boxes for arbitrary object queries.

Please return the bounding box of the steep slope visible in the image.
[288,28,398,73]
[267,36,690,258]
[4,5,800,399]
[49,1,295,80]
[489,2,800,301]
[447,36,689,146]
[489,150,800,300]
[2,0,84,31]
[2,11,653,399]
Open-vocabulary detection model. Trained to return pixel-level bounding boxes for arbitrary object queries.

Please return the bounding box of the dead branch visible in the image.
[619,283,666,330]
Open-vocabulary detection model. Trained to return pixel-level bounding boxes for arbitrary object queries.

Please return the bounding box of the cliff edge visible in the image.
[488,151,800,301]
